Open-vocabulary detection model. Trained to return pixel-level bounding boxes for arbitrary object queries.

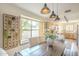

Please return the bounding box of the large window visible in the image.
[32,21,39,37]
[21,17,40,44]
[65,24,77,33]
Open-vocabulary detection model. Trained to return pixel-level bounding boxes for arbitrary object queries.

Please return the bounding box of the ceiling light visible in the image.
[55,15,60,21]
[54,4,60,21]
[41,3,51,14]
[49,11,56,18]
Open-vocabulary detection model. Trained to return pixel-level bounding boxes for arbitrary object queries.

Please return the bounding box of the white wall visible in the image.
[0,3,42,48]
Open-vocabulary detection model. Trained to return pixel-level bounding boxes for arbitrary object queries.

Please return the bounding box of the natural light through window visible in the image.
[21,16,40,44]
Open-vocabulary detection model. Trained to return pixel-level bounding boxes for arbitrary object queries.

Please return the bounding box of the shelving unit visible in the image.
[3,14,20,50]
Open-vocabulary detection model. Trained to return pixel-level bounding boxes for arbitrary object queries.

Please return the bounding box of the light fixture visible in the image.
[55,15,60,20]
[40,3,60,21]
[55,4,60,21]
[41,3,51,14]
[49,11,56,18]
[49,4,56,19]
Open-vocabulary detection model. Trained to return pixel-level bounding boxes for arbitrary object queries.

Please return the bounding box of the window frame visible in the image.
[20,16,40,44]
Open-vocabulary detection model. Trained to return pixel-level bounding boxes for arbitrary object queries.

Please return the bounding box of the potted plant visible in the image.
[45,30,56,47]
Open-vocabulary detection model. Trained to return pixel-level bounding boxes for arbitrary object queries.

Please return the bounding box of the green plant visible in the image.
[45,30,56,40]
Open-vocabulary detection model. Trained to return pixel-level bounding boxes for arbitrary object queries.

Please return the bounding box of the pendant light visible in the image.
[55,15,60,20]
[41,3,51,14]
[49,11,56,18]
[49,4,56,18]
[55,4,60,21]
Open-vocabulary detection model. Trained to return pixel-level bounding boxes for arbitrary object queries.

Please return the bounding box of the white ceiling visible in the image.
[14,3,79,21]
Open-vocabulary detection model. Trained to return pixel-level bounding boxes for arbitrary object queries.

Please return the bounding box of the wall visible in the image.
[0,4,42,48]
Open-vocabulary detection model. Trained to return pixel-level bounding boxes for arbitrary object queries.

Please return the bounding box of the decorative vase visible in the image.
[47,38,54,47]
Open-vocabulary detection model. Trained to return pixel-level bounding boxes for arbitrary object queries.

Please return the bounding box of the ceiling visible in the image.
[14,3,79,21]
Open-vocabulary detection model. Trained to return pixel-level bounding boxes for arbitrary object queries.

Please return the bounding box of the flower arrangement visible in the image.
[45,29,56,40]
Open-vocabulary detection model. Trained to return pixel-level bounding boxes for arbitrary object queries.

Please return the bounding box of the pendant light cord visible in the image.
[57,3,58,15]
[53,3,54,12]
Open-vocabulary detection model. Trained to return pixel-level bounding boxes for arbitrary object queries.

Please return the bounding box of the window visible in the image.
[58,25,63,33]
[21,17,40,44]
[65,24,74,33]
[21,18,31,44]
[32,21,39,37]
[21,18,31,30]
